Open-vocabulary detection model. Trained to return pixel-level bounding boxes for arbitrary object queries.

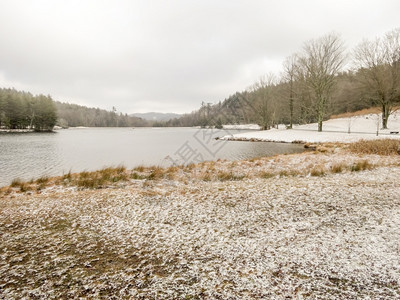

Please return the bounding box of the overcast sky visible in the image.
[0,0,399,114]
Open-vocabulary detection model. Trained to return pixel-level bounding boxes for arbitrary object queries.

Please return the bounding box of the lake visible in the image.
[0,127,305,187]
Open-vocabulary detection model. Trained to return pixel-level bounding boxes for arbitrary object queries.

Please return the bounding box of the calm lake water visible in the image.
[0,127,305,187]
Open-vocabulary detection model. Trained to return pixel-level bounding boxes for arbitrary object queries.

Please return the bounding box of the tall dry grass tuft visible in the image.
[331,163,343,174]
[10,178,23,188]
[10,178,32,192]
[349,139,400,155]
[351,160,373,172]
[215,171,245,181]
[73,166,130,189]
[147,167,165,180]
[310,166,327,177]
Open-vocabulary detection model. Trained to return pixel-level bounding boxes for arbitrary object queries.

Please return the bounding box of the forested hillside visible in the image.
[165,28,400,131]
[0,89,149,130]
[55,102,148,128]
[0,88,57,131]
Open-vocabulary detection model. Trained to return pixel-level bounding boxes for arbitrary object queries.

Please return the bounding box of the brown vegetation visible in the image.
[349,139,400,155]
[2,139,400,197]
[330,107,382,119]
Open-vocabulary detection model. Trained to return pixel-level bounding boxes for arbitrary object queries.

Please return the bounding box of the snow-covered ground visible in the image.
[221,111,400,143]
[1,163,400,298]
[222,124,261,130]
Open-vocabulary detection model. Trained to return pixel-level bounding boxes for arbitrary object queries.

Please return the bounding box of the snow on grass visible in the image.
[1,157,400,298]
[1,140,400,298]
[221,111,400,143]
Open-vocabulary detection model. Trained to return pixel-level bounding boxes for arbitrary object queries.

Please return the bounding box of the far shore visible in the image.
[0,128,35,133]
[220,111,400,144]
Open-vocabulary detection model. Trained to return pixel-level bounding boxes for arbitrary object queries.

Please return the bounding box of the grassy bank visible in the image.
[2,139,400,196]
[1,140,400,298]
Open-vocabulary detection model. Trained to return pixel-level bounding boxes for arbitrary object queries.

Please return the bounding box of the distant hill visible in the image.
[131,112,181,121]
[55,102,148,127]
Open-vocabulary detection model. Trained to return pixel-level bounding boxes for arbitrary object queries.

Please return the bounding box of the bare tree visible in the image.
[250,74,277,130]
[298,33,346,131]
[282,54,299,128]
[353,28,400,129]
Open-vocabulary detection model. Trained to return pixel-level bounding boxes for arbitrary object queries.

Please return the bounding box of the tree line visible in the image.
[55,102,148,128]
[0,89,150,130]
[164,28,400,131]
[0,88,57,131]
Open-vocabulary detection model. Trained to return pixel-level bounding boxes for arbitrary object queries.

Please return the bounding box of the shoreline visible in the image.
[220,111,400,144]
[1,141,400,298]
[1,141,400,192]
[219,128,400,144]
[1,148,400,298]
[0,128,35,133]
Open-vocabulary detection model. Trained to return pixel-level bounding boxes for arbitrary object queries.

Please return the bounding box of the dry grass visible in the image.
[2,142,400,196]
[215,171,245,181]
[279,169,300,177]
[10,178,33,192]
[310,166,327,177]
[351,160,373,172]
[55,166,130,189]
[259,171,275,179]
[331,163,345,173]
[10,178,24,188]
[330,107,382,119]
[133,165,146,172]
[147,167,166,180]
[2,167,400,298]
[349,139,400,155]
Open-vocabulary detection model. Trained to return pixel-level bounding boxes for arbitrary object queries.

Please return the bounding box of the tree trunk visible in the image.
[318,119,323,132]
[382,104,389,129]
[289,87,294,129]
[317,97,325,132]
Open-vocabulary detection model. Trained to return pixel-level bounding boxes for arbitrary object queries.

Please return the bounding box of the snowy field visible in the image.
[221,111,400,143]
[1,147,400,298]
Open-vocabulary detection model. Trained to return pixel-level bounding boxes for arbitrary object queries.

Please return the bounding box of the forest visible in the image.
[0,89,149,130]
[0,88,57,131]
[54,102,148,128]
[165,28,400,131]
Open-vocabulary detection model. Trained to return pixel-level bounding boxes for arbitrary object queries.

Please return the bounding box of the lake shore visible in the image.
[0,128,35,133]
[1,143,400,298]
[220,111,400,144]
